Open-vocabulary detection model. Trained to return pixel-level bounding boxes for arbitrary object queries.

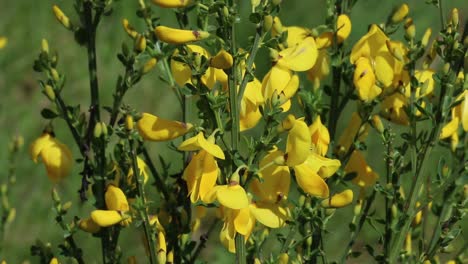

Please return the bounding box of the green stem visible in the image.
[438,0,445,30]
[141,146,170,201]
[339,190,377,263]
[54,93,85,155]
[130,140,157,264]
[235,234,246,264]
[83,2,108,262]
[189,220,219,263]
[237,28,263,104]
[387,68,454,264]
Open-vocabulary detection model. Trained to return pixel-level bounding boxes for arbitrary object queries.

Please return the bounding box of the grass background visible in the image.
[0,0,466,262]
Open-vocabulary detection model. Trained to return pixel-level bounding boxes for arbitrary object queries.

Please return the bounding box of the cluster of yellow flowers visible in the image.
[26,0,467,261]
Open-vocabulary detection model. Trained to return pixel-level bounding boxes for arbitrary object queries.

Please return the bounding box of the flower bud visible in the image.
[421,28,431,47]
[443,63,450,75]
[391,4,409,24]
[142,58,157,74]
[122,19,138,39]
[404,18,415,38]
[52,5,72,30]
[125,115,134,131]
[41,39,49,54]
[62,201,72,212]
[372,115,385,133]
[279,253,289,264]
[52,188,60,203]
[272,17,283,35]
[44,85,56,101]
[405,233,412,254]
[51,68,60,82]
[93,122,103,138]
[263,15,273,32]
[354,199,362,216]
[391,204,398,218]
[100,122,108,137]
[451,8,459,28]
[0,37,7,49]
[210,49,233,69]
[134,34,146,53]
[167,250,174,263]
[298,195,306,207]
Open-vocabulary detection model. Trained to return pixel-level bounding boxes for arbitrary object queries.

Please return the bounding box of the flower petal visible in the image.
[91,210,123,227]
[216,185,249,209]
[105,185,129,211]
[250,202,291,228]
[294,163,329,198]
[277,37,318,72]
[321,189,354,208]
[137,113,192,141]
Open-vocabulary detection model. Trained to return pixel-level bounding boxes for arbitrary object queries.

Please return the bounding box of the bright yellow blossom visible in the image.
[380,93,410,125]
[309,116,330,156]
[183,150,219,203]
[137,113,192,141]
[276,37,318,72]
[240,78,264,131]
[353,57,382,101]
[127,156,150,186]
[321,189,354,208]
[336,112,369,155]
[345,150,379,187]
[280,115,311,167]
[178,131,225,159]
[30,133,73,182]
[440,91,468,151]
[262,65,298,111]
[307,49,330,89]
[89,185,132,227]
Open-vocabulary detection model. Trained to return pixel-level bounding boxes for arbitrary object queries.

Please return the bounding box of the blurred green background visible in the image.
[0,0,466,263]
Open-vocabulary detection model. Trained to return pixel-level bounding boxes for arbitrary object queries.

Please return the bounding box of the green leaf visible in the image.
[41,108,58,119]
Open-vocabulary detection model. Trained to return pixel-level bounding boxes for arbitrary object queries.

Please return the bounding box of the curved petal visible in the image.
[216,185,249,209]
[285,119,311,166]
[250,202,290,228]
[277,37,318,72]
[294,164,329,198]
[105,185,129,211]
[321,189,354,208]
[91,210,123,227]
[137,113,192,141]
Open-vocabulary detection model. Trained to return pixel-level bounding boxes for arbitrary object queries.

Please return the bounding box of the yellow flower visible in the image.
[240,78,264,131]
[336,14,352,43]
[210,49,234,69]
[182,150,219,203]
[309,116,330,156]
[380,93,410,125]
[271,17,310,47]
[403,70,435,98]
[178,131,225,160]
[249,201,291,228]
[171,45,220,89]
[307,49,330,89]
[276,37,318,72]
[262,66,299,111]
[219,205,255,253]
[152,0,192,8]
[137,112,192,141]
[90,185,132,227]
[440,91,468,150]
[321,189,354,208]
[353,57,382,101]
[78,217,101,233]
[345,150,379,188]
[279,115,311,167]
[293,152,341,198]
[30,133,73,182]
[154,26,209,44]
[336,112,369,155]
[251,147,290,203]
[350,25,403,89]
[127,156,150,186]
